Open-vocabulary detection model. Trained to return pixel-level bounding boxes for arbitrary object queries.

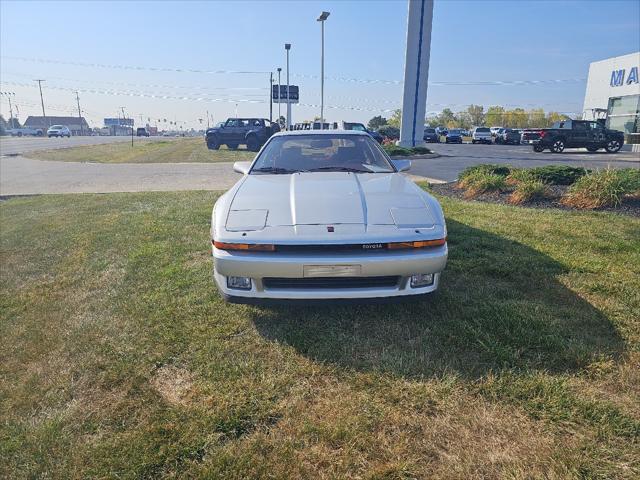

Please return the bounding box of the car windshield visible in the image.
[424,128,435,133]
[476,128,490,133]
[251,134,395,174]
[449,129,461,134]
[50,125,63,129]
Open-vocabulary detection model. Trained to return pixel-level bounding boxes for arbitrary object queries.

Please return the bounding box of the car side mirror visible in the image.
[392,159,411,172]
[233,161,251,175]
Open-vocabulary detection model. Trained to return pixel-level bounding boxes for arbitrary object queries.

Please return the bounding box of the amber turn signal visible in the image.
[213,241,276,252]
[387,238,447,250]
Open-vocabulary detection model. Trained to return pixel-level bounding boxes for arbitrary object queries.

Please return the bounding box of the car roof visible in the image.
[271,129,369,137]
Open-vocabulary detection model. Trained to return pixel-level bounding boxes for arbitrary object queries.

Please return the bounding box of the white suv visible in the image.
[471,127,492,144]
[47,125,71,138]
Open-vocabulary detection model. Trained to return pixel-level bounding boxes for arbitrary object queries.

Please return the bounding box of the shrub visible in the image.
[377,125,400,140]
[561,169,629,209]
[459,171,507,198]
[410,146,432,155]
[383,145,412,157]
[528,165,588,185]
[617,168,640,195]
[459,164,511,182]
[506,168,536,186]
[509,178,548,204]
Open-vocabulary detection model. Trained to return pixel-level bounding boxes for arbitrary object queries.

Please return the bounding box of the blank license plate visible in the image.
[303,265,362,278]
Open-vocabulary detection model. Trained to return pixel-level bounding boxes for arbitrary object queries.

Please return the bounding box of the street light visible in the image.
[317,11,330,129]
[285,43,291,130]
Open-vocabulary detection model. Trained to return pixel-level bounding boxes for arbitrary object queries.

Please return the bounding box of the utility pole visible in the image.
[269,72,273,123]
[35,79,47,129]
[206,110,210,129]
[75,91,83,136]
[1,92,15,128]
[285,43,291,130]
[277,68,282,126]
[317,11,330,129]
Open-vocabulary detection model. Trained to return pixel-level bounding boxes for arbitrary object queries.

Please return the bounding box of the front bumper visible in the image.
[212,245,447,301]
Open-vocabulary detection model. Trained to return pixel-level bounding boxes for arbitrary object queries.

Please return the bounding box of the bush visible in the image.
[410,146,432,155]
[509,178,548,204]
[459,171,507,198]
[459,164,511,182]
[506,168,536,186]
[528,165,588,185]
[377,125,400,140]
[383,145,412,157]
[561,169,629,209]
[617,168,640,194]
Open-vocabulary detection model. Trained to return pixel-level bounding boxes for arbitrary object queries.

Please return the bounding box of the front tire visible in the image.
[246,135,260,152]
[551,139,565,153]
[605,139,621,153]
[207,135,220,150]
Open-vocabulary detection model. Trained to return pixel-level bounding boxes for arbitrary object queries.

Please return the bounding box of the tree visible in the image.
[0,114,6,136]
[377,125,400,140]
[367,115,387,130]
[467,104,484,126]
[485,106,505,126]
[546,111,570,126]
[387,109,402,128]
[528,109,546,128]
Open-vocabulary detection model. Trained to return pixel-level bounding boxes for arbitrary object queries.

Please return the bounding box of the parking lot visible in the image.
[411,142,639,182]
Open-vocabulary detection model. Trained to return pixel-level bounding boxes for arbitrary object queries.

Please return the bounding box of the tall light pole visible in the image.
[34,79,47,129]
[317,11,330,129]
[285,43,291,130]
[277,67,282,126]
[75,91,83,136]
[269,72,273,122]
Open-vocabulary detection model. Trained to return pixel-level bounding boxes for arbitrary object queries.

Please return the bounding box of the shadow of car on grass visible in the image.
[250,219,624,380]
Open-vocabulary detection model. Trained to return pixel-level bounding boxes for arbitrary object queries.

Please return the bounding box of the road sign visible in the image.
[272,85,299,104]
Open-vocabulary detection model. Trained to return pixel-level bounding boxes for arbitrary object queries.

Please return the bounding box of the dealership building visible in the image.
[582,51,640,138]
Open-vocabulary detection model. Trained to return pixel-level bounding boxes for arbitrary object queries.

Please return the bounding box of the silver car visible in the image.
[211,130,448,303]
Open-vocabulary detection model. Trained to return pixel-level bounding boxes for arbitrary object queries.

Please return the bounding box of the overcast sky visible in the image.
[1,0,639,129]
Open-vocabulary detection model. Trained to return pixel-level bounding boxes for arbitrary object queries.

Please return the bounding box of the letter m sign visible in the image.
[610,69,625,87]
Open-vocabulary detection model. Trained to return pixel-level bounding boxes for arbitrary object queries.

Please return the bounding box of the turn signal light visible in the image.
[387,238,447,250]
[213,241,276,252]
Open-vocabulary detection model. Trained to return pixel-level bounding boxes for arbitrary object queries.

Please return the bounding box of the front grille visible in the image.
[263,276,400,290]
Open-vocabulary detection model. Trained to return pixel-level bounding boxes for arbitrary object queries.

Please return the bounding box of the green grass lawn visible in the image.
[1,191,638,478]
[25,137,255,163]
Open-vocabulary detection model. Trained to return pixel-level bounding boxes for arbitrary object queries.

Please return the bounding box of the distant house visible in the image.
[24,116,90,136]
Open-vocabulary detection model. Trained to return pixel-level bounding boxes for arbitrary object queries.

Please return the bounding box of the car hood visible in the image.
[226,172,438,229]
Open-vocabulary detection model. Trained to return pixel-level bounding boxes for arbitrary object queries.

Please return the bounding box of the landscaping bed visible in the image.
[434,164,640,217]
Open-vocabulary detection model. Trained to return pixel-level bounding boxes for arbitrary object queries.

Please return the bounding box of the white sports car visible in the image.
[211,130,448,303]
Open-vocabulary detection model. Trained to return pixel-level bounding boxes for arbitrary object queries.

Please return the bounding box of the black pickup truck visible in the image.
[522,120,624,153]
[205,118,280,152]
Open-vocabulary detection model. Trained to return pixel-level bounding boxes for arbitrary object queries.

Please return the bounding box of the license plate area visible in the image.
[303,264,362,278]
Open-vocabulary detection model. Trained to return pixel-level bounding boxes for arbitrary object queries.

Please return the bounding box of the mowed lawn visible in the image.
[1,191,639,479]
[25,137,255,164]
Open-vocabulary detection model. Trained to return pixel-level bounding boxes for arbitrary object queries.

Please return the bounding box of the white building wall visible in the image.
[582,52,640,120]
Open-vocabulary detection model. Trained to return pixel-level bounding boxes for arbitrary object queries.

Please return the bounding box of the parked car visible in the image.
[494,128,521,145]
[490,126,502,137]
[435,126,448,137]
[340,121,384,144]
[136,127,150,137]
[211,130,448,303]
[445,129,463,144]
[423,127,440,143]
[47,125,71,138]
[6,127,44,137]
[529,120,624,153]
[205,118,280,152]
[471,127,492,144]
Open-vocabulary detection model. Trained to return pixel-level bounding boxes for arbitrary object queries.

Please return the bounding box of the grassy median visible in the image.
[25,137,254,164]
[1,191,639,478]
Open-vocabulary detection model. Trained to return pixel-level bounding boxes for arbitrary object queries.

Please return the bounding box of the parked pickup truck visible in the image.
[6,127,44,137]
[524,120,624,153]
[205,118,280,152]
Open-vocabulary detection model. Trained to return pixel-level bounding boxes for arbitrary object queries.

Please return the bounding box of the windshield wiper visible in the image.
[306,166,367,173]
[252,167,298,174]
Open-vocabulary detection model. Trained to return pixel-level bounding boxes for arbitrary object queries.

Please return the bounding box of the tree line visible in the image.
[367,105,573,134]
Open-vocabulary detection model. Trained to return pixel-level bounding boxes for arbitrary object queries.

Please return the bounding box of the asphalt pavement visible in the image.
[1,138,638,196]
[0,135,170,156]
[408,143,639,182]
